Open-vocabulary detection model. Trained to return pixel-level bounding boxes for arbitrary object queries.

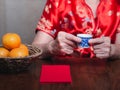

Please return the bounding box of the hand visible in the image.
[48,31,81,55]
[89,36,111,59]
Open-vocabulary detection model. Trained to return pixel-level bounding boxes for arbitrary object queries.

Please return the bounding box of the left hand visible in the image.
[89,36,111,59]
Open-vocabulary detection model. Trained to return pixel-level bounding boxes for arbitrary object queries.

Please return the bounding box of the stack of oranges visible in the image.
[0,33,29,58]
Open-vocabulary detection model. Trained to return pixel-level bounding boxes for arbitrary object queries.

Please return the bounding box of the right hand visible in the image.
[48,31,81,55]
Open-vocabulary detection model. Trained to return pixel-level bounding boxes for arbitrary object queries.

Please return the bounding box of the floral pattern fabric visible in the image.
[36,0,120,57]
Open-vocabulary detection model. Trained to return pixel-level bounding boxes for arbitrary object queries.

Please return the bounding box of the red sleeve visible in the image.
[36,0,60,38]
[117,4,120,33]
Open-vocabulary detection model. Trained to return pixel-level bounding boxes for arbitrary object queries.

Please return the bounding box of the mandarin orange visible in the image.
[2,33,21,50]
[9,48,29,58]
[19,44,29,52]
[0,47,9,58]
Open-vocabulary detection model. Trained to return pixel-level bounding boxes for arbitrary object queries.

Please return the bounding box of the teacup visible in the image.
[77,34,93,48]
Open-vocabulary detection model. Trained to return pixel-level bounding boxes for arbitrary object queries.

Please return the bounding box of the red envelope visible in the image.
[40,65,72,83]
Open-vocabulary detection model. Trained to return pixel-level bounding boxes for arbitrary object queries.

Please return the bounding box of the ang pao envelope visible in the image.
[40,65,72,83]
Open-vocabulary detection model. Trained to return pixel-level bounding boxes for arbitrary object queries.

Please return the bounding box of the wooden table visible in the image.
[0,57,120,90]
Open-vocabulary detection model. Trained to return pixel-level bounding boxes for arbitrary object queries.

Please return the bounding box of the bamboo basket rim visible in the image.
[0,44,42,59]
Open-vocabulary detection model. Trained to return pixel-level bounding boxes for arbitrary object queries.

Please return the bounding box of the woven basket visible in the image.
[0,45,42,73]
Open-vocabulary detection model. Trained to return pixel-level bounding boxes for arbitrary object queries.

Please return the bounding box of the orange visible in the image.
[2,33,21,50]
[0,47,9,58]
[9,48,29,58]
[19,44,29,52]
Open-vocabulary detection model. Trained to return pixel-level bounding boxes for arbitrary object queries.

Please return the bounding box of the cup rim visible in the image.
[77,34,93,38]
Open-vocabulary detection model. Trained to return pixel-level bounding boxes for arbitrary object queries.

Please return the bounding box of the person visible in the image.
[32,0,120,59]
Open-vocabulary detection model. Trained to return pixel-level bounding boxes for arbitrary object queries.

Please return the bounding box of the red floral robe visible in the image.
[36,0,120,57]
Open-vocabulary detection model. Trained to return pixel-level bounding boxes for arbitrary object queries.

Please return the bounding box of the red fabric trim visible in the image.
[36,29,55,39]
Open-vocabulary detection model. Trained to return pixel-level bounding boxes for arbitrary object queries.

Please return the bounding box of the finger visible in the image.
[59,42,74,50]
[62,39,77,48]
[93,43,106,49]
[61,48,74,54]
[96,53,110,59]
[93,44,103,49]
[94,49,110,54]
[89,37,104,45]
[65,33,81,43]
[93,41,111,50]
